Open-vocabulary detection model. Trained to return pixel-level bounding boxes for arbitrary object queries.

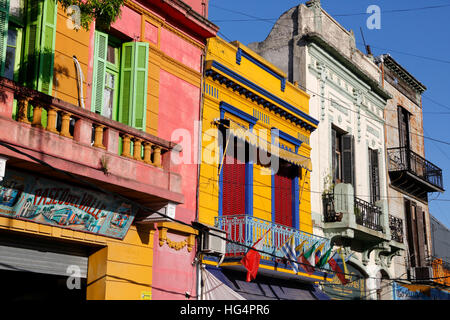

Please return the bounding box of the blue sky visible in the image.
[208,0,450,228]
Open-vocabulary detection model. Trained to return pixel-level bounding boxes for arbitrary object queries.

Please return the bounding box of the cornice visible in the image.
[206,60,319,133]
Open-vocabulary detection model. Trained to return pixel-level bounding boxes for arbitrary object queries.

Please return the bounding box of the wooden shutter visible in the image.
[37,0,57,94]
[0,0,9,76]
[342,134,355,186]
[222,152,246,216]
[274,164,293,227]
[91,30,108,114]
[119,41,149,130]
[23,0,42,89]
[415,205,426,267]
[22,0,56,94]
[369,148,380,203]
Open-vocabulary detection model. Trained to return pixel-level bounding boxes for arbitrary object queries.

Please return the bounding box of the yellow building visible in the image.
[198,37,332,299]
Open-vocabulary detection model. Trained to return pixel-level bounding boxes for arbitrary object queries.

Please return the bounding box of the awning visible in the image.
[201,267,246,300]
[205,265,330,300]
[223,120,312,172]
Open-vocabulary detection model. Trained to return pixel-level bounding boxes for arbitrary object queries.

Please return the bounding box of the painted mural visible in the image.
[322,263,366,300]
[392,282,450,300]
[0,169,136,239]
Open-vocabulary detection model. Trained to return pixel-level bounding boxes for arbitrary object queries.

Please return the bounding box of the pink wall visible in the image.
[152,228,198,300]
[158,69,200,221]
[160,28,202,72]
[110,5,141,40]
[182,0,207,17]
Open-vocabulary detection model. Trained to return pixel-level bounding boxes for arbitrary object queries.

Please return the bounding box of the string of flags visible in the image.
[240,231,353,285]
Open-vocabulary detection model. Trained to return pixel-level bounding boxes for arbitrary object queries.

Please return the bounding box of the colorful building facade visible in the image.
[198,36,333,299]
[0,0,217,300]
[376,53,444,291]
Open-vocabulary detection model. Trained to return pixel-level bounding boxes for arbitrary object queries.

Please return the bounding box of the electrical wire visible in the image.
[1,139,449,288]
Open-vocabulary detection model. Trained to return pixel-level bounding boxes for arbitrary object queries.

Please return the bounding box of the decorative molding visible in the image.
[125,0,207,50]
[206,61,319,131]
[317,62,327,121]
[220,101,258,125]
[236,48,287,92]
[157,222,197,252]
[353,88,363,142]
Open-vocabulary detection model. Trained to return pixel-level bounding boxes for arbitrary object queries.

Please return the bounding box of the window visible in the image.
[221,136,246,216]
[91,30,149,130]
[369,148,380,203]
[398,106,410,150]
[332,127,354,186]
[274,161,298,228]
[1,0,57,93]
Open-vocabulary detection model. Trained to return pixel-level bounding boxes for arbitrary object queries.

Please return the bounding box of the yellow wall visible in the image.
[199,37,314,233]
[53,4,90,106]
[0,216,155,300]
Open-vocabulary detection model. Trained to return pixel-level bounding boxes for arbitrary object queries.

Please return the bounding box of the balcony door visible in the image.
[398,106,410,150]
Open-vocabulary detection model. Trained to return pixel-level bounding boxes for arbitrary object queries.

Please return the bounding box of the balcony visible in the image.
[387,147,444,200]
[214,214,332,281]
[0,77,184,214]
[322,184,389,244]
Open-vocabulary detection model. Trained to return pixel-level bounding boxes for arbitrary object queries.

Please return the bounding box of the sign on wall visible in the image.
[0,169,136,239]
[322,263,366,300]
[392,282,450,300]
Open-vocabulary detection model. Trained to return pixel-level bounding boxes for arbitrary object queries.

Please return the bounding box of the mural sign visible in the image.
[322,263,366,300]
[0,169,136,239]
[393,282,450,300]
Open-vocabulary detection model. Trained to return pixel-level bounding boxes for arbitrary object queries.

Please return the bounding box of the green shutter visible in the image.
[0,0,10,76]
[91,30,108,114]
[23,0,42,89]
[37,0,57,94]
[119,41,149,130]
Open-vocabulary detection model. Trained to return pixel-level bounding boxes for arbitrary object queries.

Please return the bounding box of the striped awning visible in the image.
[223,120,312,171]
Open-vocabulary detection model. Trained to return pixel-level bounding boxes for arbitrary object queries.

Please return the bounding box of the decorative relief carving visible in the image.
[158,226,196,252]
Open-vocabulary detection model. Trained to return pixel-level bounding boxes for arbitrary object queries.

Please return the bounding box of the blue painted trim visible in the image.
[293,175,300,230]
[271,172,276,224]
[219,101,258,125]
[236,48,242,65]
[245,126,254,217]
[271,133,276,224]
[272,127,303,147]
[238,50,287,92]
[211,60,319,126]
[203,256,334,280]
[218,109,226,218]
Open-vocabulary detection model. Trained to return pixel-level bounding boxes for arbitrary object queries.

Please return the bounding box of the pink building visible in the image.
[0,0,217,300]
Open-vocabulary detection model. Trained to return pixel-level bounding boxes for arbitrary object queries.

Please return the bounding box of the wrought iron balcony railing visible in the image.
[354,197,383,232]
[214,215,330,261]
[389,214,404,243]
[387,147,443,190]
[323,193,383,232]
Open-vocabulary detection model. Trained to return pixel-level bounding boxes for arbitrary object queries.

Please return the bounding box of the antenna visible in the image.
[360,27,372,56]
